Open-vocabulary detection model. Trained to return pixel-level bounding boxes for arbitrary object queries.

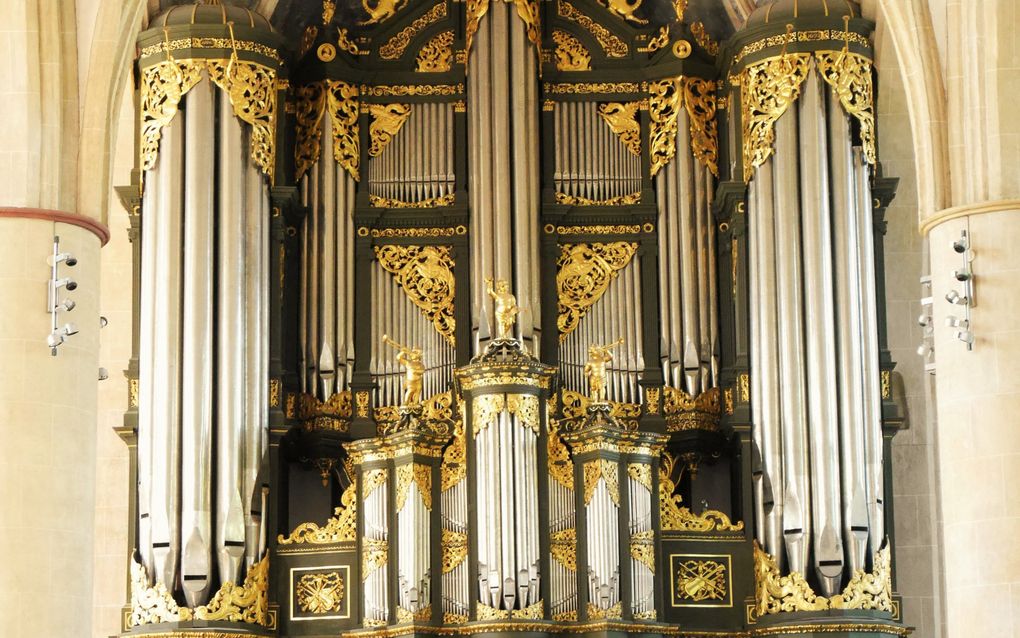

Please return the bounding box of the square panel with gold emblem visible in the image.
[289,565,352,621]
[669,553,733,608]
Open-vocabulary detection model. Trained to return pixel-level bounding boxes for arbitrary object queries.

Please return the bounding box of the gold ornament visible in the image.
[550,527,577,571]
[322,0,336,23]
[362,83,463,97]
[587,601,623,620]
[395,463,414,512]
[194,556,270,625]
[815,50,877,165]
[648,77,682,177]
[558,0,628,58]
[368,103,412,157]
[442,421,467,490]
[881,370,891,399]
[360,0,408,26]
[299,26,318,57]
[552,224,642,235]
[362,538,389,579]
[414,462,433,510]
[417,30,454,72]
[464,0,490,71]
[753,541,831,614]
[371,226,465,238]
[374,245,457,346]
[278,480,357,544]
[510,0,543,68]
[485,277,520,341]
[553,30,592,71]
[296,571,345,614]
[597,102,641,156]
[544,82,642,95]
[369,193,456,208]
[663,386,721,432]
[601,0,647,25]
[627,462,652,491]
[293,80,359,182]
[831,544,893,611]
[732,29,871,67]
[560,388,641,431]
[317,42,337,62]
[738,372,750,402]
[140,37,279,62]
[682,77,719,176]
[659,452,743,532]
[128,556,194,627]
[583,458,620,505]
[642,26,668,53]
[689,21,719,55]
[645,387,660,415]
[547,424,575,490]
[477,600,545,620]
[555,191,641,206]
[557,243,638,340]
[585,338,624,404]
[379,2,446,59]
[338,28,359,55]
[128,378,139,408]
[363,468,388,499]
[630,529,656,573]
[740,52,812,180]
[383,334,425,407]
[442,528,468,573]
[675,559,727,602]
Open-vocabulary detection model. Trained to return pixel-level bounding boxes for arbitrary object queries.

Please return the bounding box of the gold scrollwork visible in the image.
[414,462,433,510]
[395,463,414,512]
[754,541,831,614]
[547,423,575,490]
[880,370,891,400]
[362,538,389,580]
[374,245,456,346]
[472,393,540,435]
[555,191,641,206]
[507,393,541,433]
[361,83,463,97]
[371,226,466,238]
[369,193,456,209]
[553,30,591,71]
[140,37,280,62]
[442,528,468,573]
[644,387,660,415]
[129,556,194,626]
[545,81,641,95]
[587,601,623,620]
[660,452,743,532]
[583,458,620,505]
[682,77,719,176]
[368,103,412,157]
[129,378,139,408]
[194,556,270,625]
[287,391,353,432]
[630,529,656,573]
[442,421,467,490]
[627,462,652,491]
[550,527,577,571]
[362,468,388,499]
[601,0,647,25]
[557,242,638,340]
[294,80,360,182]
[554,224,642,235]
[738,372,750,402]
[689,21,719,55]
[815,51,877,165]
[472,394,504,436]
[663,386,721,432]
[279,480,357,544]
[676,559,727,602]
[641,26,669,53]
[733,29,871,67]
[464,0,490,71]
[379,2,446,60]
[477,600,545,620]
[356,390,371,418]
[597,102,641,156]
[648,77,682,177]
[558,0,629,58]
[740,52,812,180]
[296,571,345,614]
[560,388,641,431]
[417,30,454,72]
[831,544,893,611]
[338,28,359,55]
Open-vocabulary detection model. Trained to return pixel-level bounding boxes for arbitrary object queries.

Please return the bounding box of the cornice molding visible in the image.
[0,207,110,245]
[920,199,1020,236]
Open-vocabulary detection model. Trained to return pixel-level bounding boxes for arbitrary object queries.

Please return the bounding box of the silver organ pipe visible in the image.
[628,465,654,617]
[136,82,270,606]
[748,62,888,590]
[558,258,644,402]
[367,103,455,204]
[397,464,431,614]
[585,471,619,610]
[656,110,718,395]
[553,102,642,200]
[441,444,470,620]
[363,471,390,624]
[299,113,357,399]
[548,441,577,620]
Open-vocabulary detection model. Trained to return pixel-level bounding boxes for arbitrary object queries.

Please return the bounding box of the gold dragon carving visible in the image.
[597,102,641,156]
[368,103,412,157]
[360,0,408,25]
[417,30,454,72]
[557,242,638,340]
[553,30,591,71]
[374,245,457,346]
[600,0,647,25]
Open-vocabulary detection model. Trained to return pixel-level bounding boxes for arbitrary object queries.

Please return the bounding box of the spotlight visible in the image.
[55,298,75,312]
[48,252,77,267]
[54,277,77,291]
[918,314,932,327]
[47,332,64,348]
[945,290,969,305]
[61,323,79,336]
[953,234,969,254]
[945,316,969,328]
[916,343,931,357]
[99,316,108,328]
[98,367,109,381]
[954,269,972,282]
[956,330,975,345]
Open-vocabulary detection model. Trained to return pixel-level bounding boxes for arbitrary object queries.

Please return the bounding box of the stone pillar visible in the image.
[0,208,107,637]
[924,203,1020,637]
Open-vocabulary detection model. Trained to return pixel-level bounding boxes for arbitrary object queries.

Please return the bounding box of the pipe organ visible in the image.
[120,1,907,638]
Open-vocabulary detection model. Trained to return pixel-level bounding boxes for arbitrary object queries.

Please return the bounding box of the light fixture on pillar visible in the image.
[47,236,78,355]
[945,230,975,351]
[917,275,935,372]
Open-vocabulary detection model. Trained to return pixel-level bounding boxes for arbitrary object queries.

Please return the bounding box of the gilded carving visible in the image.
[754,541,831,614]
[507,393,541,433]
[360,0,407,25]
[511,0,543,64]
[630,529,656,573]
[361,83,463,97]
[600,0,647,25]
[553,30,591,71]
[293,80,359,182]
[689,21,719,55]
[395,463,414,512]
[140,37,279,62]
[362,538,389,579]
[296,571,345,614]
[442,528,468,573]
[128,378,139,408]
[464,0,490,70]
[417,30,454,72]
[597,102,641,156]
[545,82,642,95]
[379,2,447,59]
[129,556,194,626]
[557,243,638,339]
[550,527,577,571]
[558,0,629,58]
[660,452,743,532]
[547,424,575,490]
[477,600,545,620]
[648,77,682,177]
[362,468,388,499]
[472,394,505,436]
[587,601,623,620]
[733,29,871,66]
[682,77,719,176]
[880,370,891,400]
[194,556,270,625]
[371,226,466,238]
[278,479,357,544]
[369,193,456,209]
[338,28,359,55]
[555,191,641,206]
[740,52,812,180]
[583,458,620,505]
[356,390,371,418]
[442,421,467,490]
[831,544,893,611]
[676,559,727,602]
[560,388,641,431]
[738,372,750,402]
[414,462,433,510]
[815,51,877,165]
[374,245,456,345]
[644,387,660,415]
[368,103,412,157]
[553,223,642,235]
[627,463,652,491]
[663,386,721,432]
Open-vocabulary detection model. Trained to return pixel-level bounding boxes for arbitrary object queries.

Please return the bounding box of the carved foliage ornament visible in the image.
[379,1,446,60]
[659,452,743,532]
[630,529,656,573]
[600,0,647,25]
[649,76,719,177]
[140,57,277,179]
[442,528,468,573]
[361,0,408,26]
[296,571,345,614]
[597,102,641,156]
[278,479,357,544]
[742,45,875,186]
[374,245,456,346]
[557,242,638,340]
[294,80,360,182]
[472,393,540,435]
[583,458,620,505]
[441,421,467,490]
[465,0,542,70]
[417,30,454,72]
[555,191,641,206]
[553,30,592,71]
[558,0,628,58]
[368,103,412,157]
[550,527,577,571]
